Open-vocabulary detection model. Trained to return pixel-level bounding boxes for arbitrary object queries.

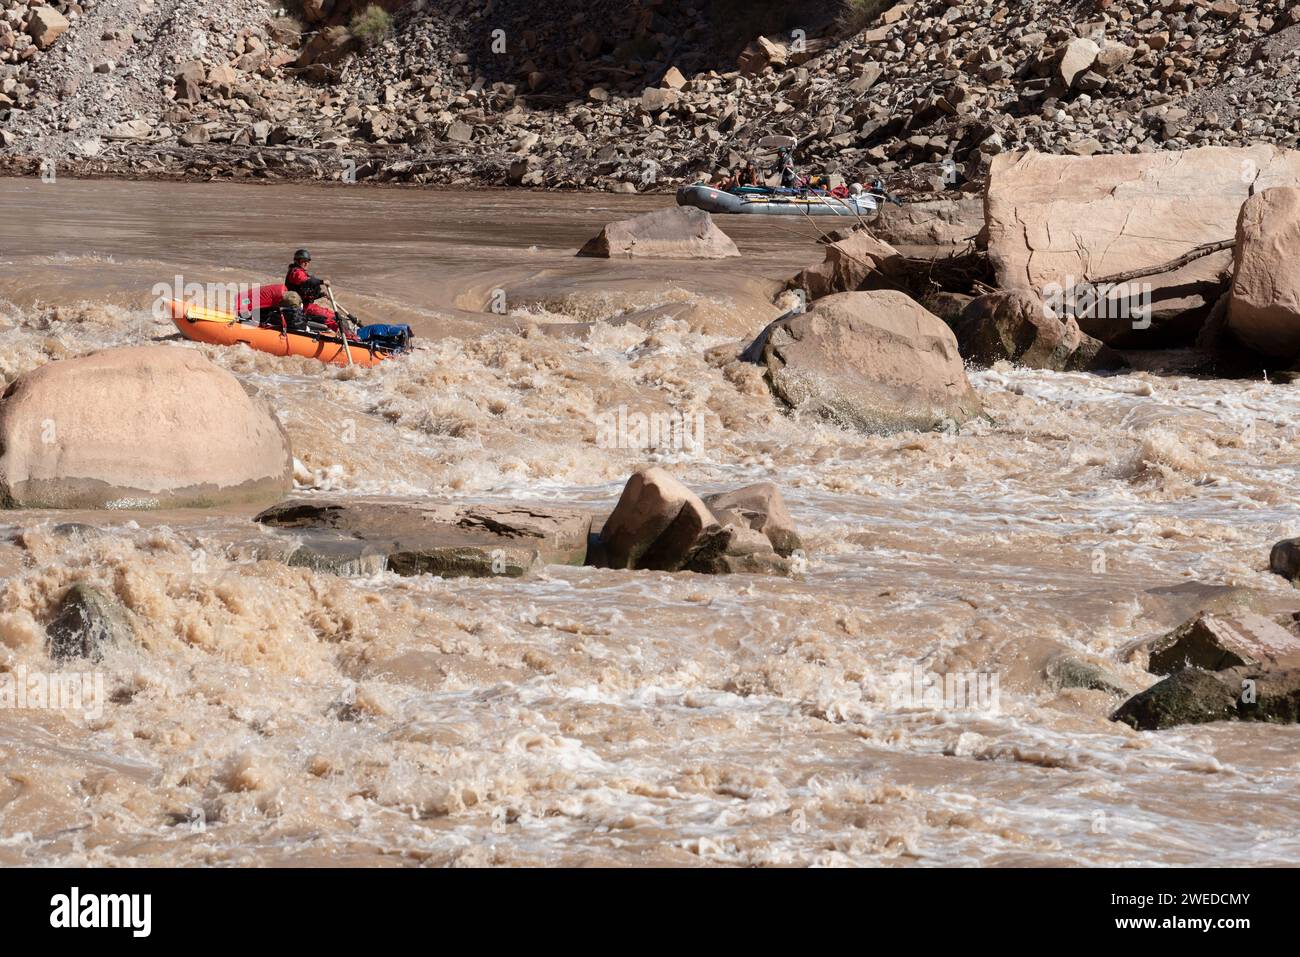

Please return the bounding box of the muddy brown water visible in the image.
[1,176,1299,867]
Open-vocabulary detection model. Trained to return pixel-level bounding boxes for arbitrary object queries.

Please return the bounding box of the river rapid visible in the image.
[1,176,1298,867]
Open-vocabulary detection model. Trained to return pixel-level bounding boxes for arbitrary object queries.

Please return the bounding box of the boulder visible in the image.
[1228,187,1300,359]
[957,289,1125,371]
[1056,38,1099,88]
[1111,668,1241,730]
[173,61,206,103]
[1113,665,1300,730]
[0,346,293,509]
[791,229,908,301]
[47,583,134,662]
[701,483,802,556]
[1146,611,1300,675]
[744,292,982,434]
[255,500,593,578]
[296,25,356,68]
[985,147,1300,345]
[1270,537,1300,583]
[578,206,740,259]
[682,523,790,576]
[640,87,679,113]
[594,467,718,571]
[738,36,788,74]
[26,8,69,50]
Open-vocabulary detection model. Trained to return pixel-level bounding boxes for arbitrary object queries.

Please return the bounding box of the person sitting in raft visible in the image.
[284,247,343,327]
[262,290,310,333]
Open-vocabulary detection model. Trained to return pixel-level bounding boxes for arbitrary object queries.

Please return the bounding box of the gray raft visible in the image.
[676,183,879,217]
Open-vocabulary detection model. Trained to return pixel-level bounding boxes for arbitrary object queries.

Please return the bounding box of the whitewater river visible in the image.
[1,176,1298,866]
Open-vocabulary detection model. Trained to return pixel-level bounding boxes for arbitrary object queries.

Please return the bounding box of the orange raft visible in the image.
[169,300,389,368]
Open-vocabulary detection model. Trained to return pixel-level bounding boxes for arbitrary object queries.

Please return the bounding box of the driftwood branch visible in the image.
[1090,238,1235,285]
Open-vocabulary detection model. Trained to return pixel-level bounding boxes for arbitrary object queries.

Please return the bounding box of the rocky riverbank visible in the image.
[5,1,1300,194]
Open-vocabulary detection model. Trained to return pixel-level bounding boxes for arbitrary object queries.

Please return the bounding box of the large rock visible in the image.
[701,483,802,557]
[986,147,1300,344]
[578,206,739,259]
[1055,38,1100,88]
[744,292,982,433]
[26,8,69,50]
[737,36,788,74]
[1270,537,1300,583]
[1113,666,1300,730]
[255,500,593,578]
[957,289,1124,371]
[0,346,293,509]
[594,467,718,571]
[1227,187,1300,359]
[1146,611,1300,675]
[791,229,908,301]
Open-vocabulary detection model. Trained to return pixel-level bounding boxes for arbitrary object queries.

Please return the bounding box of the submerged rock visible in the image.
[256,500,593,578]
[577,206,740,259]
[745,291,982,434]
[47,583,134,662]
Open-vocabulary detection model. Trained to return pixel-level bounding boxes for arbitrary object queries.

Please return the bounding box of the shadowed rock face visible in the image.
[746,290,982,434]
[577,206,740,259]
[255,500,594,578]
[1228,186,1300,360]
[0,345,293,509]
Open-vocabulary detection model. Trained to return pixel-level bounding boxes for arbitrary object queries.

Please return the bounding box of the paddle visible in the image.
[324,283,353,367]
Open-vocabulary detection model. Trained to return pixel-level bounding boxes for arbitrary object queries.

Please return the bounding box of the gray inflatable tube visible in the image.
[676,184,879,217]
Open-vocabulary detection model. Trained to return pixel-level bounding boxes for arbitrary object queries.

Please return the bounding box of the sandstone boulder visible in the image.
[738,36,788,74]
[594,467,718,571]
[1227,187,1300,359]
[255,500,593,577]
[27,8,69,50]
[1146,611,1300,675]
[578,206,739,259]
[1056,38,1099,88]
[957,289,1125,371]
[744,292,982,434]
[701,483,802,556]
[0,346,293,509]
[791,229,908,301]
[986,147,1300,344]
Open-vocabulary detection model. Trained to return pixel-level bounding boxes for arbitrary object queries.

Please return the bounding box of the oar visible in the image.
[324,284,353,367]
